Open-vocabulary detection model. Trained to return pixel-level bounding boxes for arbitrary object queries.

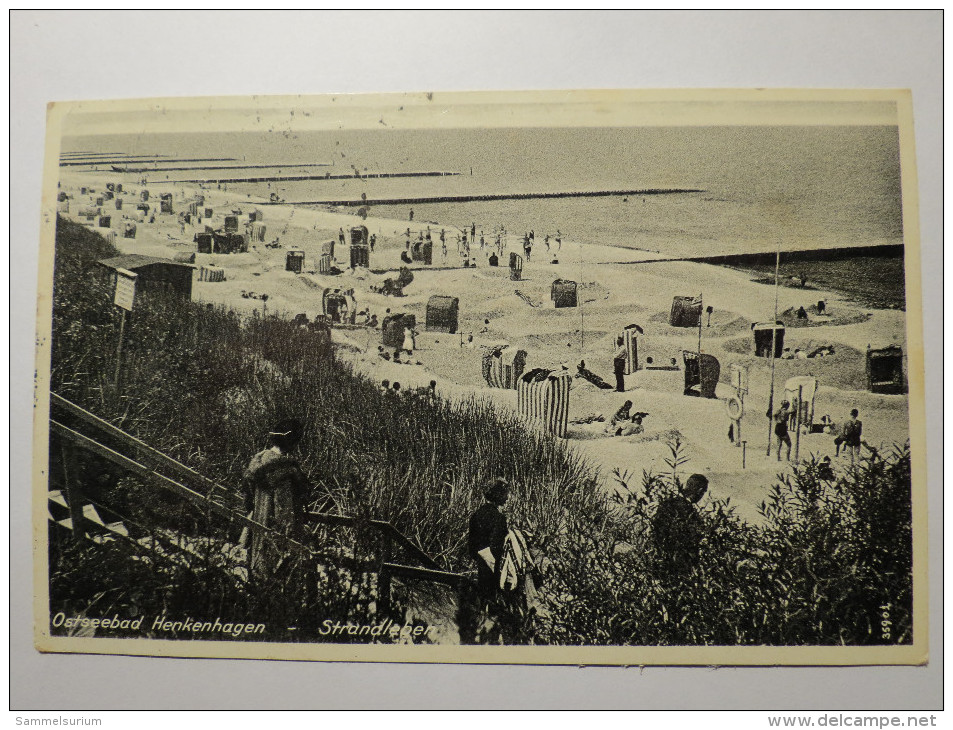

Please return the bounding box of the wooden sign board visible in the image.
[113,268,137,311]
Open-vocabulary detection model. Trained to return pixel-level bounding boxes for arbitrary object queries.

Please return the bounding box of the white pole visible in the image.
[766,243,781,456]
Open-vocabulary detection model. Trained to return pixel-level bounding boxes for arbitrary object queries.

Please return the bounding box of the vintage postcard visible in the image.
[34,89,928,665]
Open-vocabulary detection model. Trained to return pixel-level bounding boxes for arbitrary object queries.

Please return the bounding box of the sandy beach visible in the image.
[57,168,911,524]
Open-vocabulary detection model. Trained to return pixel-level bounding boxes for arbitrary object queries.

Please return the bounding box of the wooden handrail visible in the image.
[51,393,236,502]
[382,562,467,587]
[49,394,457,582]
[50,419,308,555]
[304,512,441,571]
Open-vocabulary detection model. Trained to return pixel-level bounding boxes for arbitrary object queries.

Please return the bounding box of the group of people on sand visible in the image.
[379,379,438,402]
[771,401,863,464]
[606,400,649,437]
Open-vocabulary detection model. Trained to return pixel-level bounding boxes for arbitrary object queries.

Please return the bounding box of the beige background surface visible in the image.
[10,9,943,709]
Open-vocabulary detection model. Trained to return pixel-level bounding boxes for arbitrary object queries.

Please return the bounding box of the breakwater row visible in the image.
[162,171,461,184]
[683,242,904,268]
[60,157,237,167]
[271,188,703,207]
[110,162,332,173]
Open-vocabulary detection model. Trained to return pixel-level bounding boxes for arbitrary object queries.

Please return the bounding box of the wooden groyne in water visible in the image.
[266,188,703,207]
[608,242,904,268]
[110,162,332,173]
[159,171,461,184]
[59,157,237,167]
[684,243,904,267]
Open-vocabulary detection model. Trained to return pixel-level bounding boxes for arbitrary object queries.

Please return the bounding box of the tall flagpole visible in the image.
[697,292,703,359]
[766,242,781,456]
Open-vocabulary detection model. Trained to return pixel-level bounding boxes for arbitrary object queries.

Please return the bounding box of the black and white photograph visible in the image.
[33,89,926,665]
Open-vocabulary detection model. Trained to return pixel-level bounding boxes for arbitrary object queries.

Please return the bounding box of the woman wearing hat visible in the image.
[242,418,311,584]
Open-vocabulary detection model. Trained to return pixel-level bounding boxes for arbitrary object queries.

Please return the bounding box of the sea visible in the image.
[63,125,905,299]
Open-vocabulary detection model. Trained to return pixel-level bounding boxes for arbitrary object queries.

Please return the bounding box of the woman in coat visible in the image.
[242,418,310,585]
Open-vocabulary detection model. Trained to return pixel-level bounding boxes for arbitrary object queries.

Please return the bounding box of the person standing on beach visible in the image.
[402,324,416,356]
[339,228,345,247]
[555,230,562,250]
[242,418,310,585]
[771,400,793,461]
[409,209,414,221]
[842,408,863,464]
[613,337,627,392]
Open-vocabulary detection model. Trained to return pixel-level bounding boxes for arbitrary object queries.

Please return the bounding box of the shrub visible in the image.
[534,441,913,646]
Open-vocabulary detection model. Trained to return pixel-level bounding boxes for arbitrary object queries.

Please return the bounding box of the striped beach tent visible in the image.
[350,244,370,269]
[248,222,267,242]
[621,323,644,374]
[318,253,333,274]
[517,368,572,438]
[198,265,226,282]
[483,346,528,389]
